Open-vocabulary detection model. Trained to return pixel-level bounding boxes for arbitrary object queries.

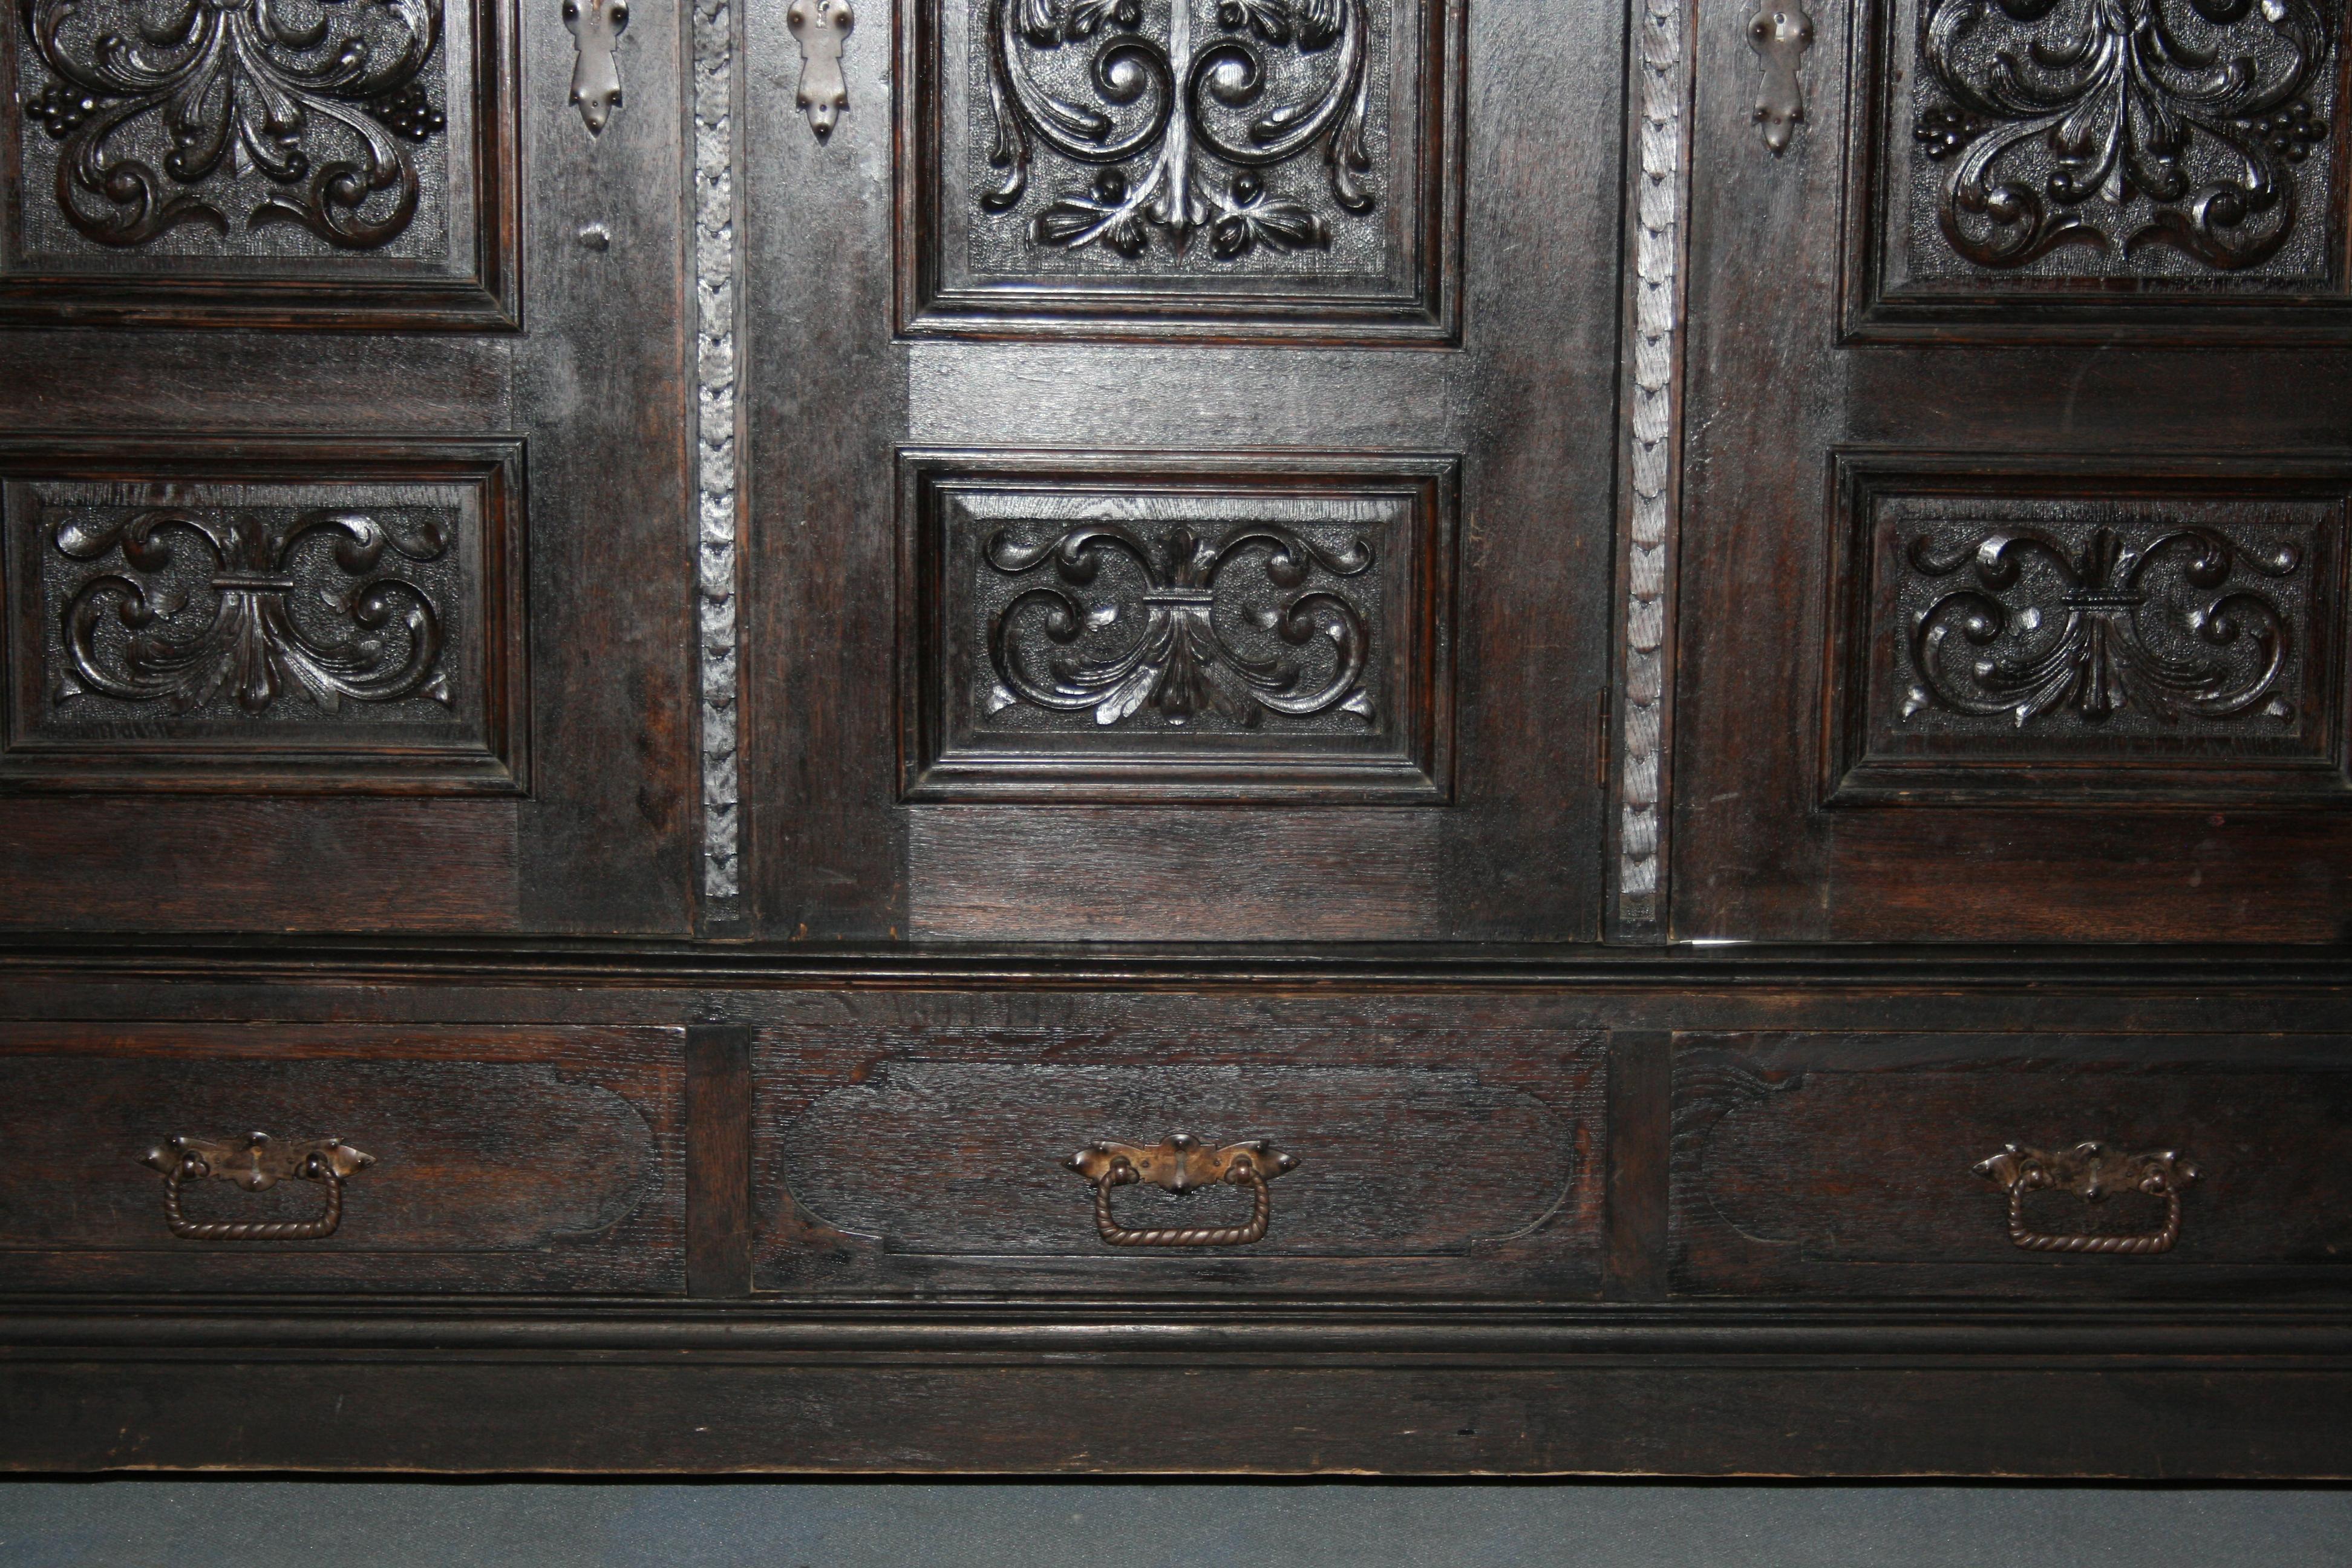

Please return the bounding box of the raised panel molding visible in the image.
[1841,0,2352,339]
[0,436,526,793]
[0,0,517,327]
[897,0,1463,339]
[1825,453,2352,806]
[900,449,1455,802]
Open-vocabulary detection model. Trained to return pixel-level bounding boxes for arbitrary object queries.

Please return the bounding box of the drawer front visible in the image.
[0,1024,685,1293]
[1672,1033,2352,1298]
[753,1001,1606,1298]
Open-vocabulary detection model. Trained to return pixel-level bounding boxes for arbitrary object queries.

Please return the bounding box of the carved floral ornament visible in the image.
[980,0,1376,259]
[50,506,454,716]
[1913,0,2336,270]
[1904,523,2298,726]
[21,0,446,248]
[985,520,1376,728]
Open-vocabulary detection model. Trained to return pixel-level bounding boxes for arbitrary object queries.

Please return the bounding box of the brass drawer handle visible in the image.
[1973,1140,2199,1256]
[140,1132,375,1241]
[1065,1134,1299,1248]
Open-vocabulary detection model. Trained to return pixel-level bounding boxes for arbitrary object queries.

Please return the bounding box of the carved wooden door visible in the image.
[1671,0,2352,940]
[0,0,694,932]
[737,0,1627,940]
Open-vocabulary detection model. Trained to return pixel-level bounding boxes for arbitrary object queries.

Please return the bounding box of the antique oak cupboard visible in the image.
[0,0,2348,1476]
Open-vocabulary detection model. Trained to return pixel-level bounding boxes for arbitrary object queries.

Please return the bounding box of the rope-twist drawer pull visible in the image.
[140,1132,375,1242]
[1065,1133,1299,1248]
[1974,1140,2198,1256]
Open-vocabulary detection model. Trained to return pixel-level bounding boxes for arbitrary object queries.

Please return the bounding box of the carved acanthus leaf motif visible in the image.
[21,0,445,248]
[981,0,1376,258]
[1903,524,2299,726]
[53,506,453,714]
[985,520,1374,728]
[1913,0,2334,271]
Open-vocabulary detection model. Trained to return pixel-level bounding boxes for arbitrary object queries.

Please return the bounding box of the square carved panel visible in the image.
[1826,453,2352,805]
[1840,0,2352,339]
[0,436,525,791]
[897,0,1463,340]
[901,449,1455,800]
[0,0,515,327]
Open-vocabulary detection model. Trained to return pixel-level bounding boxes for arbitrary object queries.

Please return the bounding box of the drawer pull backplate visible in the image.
[1065,1134,1298,1247]
[1973,1140,2198,1256]
[139,1132,375,1241]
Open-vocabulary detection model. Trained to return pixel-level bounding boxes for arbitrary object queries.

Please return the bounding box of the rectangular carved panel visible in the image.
[897,0,1462,339]
[0,1023,684,1294]
[1826,454,2351,805]
[0,436,524,793]
[751,1002,1606,1298]
[1841,0,2352,338]
[901,449,1455,801]
[1671,1031,2352,1299]
[0,0,515,327]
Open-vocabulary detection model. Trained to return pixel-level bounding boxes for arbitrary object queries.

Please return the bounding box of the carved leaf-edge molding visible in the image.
[694,0,740,910]
[983,520,1376,730]
[22,0,448,250]
[980,0,1377,260]
[1619,0,1688,930]
[1903,523,2300,727]
[1913,0,2336,272]
[47,506,453,717]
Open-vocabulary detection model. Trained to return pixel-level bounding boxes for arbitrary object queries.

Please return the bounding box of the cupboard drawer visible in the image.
[1672,1033,2352,1298]
[0,1024,684,1294]
[753,1005,1606,1298]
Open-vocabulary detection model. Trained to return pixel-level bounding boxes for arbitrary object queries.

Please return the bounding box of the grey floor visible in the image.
[0,1483,2346,1567]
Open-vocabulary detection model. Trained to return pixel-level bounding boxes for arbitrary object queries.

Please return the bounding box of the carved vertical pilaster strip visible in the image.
[1616,0,1692,935]
[694,0,743,919]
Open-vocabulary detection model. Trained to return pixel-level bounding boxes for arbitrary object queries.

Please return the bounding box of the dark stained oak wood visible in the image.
[686,1024,755,1298]
[1672,1031,2352,1298]
[0,1022,686,1293]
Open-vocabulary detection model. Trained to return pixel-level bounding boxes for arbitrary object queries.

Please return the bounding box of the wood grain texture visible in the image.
[0,1022,685,1292]
[5,1354,2349,1475]
[1671,1031,2352,1298]
[685,1024,753,1297]
[742,0,1621,941]
[1672,0,2352,941]
[752,999,1607,1296]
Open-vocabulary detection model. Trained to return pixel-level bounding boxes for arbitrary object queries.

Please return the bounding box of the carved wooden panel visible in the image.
[901,449,1454,801]
[1671,1031,2352,1299]
[752,1008,1606,1297]
[1842,0,2352,338]
[0,0,515,326]
[1826,454,2351,805]
[0,1022,685,1293]
[897,0,1462,338]
[0,436,524,792]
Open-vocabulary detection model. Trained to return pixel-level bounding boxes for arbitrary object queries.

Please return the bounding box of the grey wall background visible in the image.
[1,1483,2346,1567]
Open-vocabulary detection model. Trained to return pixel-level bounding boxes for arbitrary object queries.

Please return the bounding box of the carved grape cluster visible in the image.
[1913,102,1982,161]
[2237,100,2328,163]
[367,85,447,142]
[27,82,105,137]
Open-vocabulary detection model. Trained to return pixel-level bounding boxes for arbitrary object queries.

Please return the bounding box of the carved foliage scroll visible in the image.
[16,0,451,253]
[1828,459,2350,804]
[1,442,524,792]
[1,0,513,324]
[902,0,1460,337]
[901,452,1454,801]
[1849,0,2352,333]
[1910,0,2336,278]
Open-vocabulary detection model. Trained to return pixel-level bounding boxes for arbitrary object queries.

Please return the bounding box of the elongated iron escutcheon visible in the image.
[1746,0,1814,155]
[788,0,854,139]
